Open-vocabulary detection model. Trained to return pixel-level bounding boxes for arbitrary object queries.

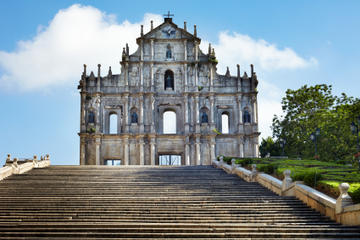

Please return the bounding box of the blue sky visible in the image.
[0,0,359,165]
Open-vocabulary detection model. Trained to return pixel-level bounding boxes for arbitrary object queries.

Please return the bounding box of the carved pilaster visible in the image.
[184,136,190,165]
[195,63,198,87]
[123,137,129,165]
[140,62,144,91]
[209,95,215,125]
[95,137,101,165]
[80,93,86,132]
[80,137,86,165]
[139,137,144,165]
[150,94,155,132]
[183,39,187,61]
[195,136,201,165]
[125,62,129,91]
[150,39,154,61]
[150,136,156,165]
[184,93,189,133]
[124,94,129,132]
[139,95,144,133]
[210,136,216,163]
[194,94,200,133]
[150,63,154,91]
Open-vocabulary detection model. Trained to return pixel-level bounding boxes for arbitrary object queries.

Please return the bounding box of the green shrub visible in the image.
[349,188,360,204]
[258,163,278,174]
[303,170,323,187]
[291,171,306,181]
[236,158,253,166]
[291,170,322,187]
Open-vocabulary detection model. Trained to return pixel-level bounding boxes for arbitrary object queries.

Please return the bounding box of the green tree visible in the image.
[259,137,281,157]
[272,84,360,164]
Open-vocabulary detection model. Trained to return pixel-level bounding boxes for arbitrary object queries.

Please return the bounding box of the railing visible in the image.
[213,157,360,226]
[0,154,51,181]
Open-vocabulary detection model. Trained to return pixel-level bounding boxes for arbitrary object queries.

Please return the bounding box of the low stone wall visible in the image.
[212,158,360,226]
[0,154,51,181]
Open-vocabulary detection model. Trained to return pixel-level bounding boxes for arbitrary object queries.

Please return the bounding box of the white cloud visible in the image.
[257,86,283,139]
[201,32,317,76]
[0,4,162,91]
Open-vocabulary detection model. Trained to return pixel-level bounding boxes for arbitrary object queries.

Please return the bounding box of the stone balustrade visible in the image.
[212,159,360,226]
[0,154,51,181]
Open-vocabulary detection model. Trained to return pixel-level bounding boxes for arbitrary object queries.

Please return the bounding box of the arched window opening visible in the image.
[221,113,229,134]
[163,110,176,134]
[88,111,95,124]
[166,44,172,59]
[164,70,174,90]
[109,113,118,134]
[200,109,209,123]
[243,109,251,123]
[130,109,138,124]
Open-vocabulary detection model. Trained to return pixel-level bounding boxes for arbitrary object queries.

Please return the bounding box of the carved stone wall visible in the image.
[78,17,260,165]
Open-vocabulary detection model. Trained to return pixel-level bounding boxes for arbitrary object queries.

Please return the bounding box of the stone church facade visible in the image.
[78,16,260,165]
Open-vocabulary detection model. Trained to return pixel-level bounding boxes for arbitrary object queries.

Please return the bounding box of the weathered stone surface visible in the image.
[78,17,260,165]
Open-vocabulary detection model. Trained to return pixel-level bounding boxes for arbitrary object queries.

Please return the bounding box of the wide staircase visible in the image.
[0,165,359,239]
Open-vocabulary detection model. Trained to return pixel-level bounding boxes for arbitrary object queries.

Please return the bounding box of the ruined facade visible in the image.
[78,16,260,165]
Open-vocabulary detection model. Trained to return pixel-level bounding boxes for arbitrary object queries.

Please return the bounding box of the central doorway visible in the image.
[159,155,181,166]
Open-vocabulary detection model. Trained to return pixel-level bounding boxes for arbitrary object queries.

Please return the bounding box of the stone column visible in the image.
[253,137,259,157]
[140,39,143,61]
[150,94,155,132]
[150,39,154,61]
[195,63,198,87]
[139,95,144,133]
[194,94,200,133]
[238,136,244,157]
[209,95,215,125]
[210,136,216,163]
[240,138,245,158]
[139,137,144,165]
[195,136,201,165]
[95,137,101,165]
[125,62,129,90]
[184,64,188,92]
[184,136,190,165]
[183,39,187,61]
[253,97,258,124]
[195,42,199,61]
[80,93,86,132]
[184,94,189,133]
[150,137,156,165]
[80,137,86,165]
[238,95,243,133]
[150,63,154,91]
[123,137,129,165]
[238,96,243,124]
[140,62,144,91]
[124,94,129,132]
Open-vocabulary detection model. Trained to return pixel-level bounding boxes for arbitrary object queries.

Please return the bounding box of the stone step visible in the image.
[0,231,360,238]
[0,165,359,238]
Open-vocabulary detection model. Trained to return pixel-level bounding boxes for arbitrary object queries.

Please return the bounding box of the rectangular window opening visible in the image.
[159,155,181,166]
[105,159,122,166]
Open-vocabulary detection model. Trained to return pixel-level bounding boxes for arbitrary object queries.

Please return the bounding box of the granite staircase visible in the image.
[0,165,359,239]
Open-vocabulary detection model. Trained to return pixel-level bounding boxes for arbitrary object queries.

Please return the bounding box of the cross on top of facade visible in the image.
[163,11,174,18]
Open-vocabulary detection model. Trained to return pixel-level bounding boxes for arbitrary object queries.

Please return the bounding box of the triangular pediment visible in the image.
[140,19,199,41]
